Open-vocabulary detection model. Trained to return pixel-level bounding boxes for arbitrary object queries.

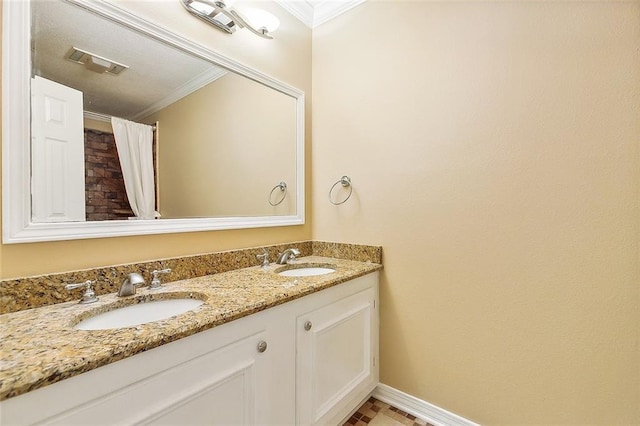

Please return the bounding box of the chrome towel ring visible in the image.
[329,176,352,205]
[269,181,287,206]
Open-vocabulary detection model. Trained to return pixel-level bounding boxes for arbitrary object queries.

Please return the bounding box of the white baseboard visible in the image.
[372,383,480,426]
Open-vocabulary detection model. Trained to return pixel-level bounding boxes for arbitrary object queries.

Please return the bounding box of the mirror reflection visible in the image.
[30,0,297,223]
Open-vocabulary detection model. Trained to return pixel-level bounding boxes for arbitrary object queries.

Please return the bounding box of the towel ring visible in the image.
[329,176,352,205]
[269,181,287,206]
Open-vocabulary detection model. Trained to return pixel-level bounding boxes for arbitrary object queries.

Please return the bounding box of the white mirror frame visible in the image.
[2,0,305,243]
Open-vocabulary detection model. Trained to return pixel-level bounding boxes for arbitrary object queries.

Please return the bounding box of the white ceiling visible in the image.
[275,0,367,28]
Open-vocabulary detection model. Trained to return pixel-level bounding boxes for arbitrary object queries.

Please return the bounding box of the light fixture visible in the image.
[241,8,280,34]
[65,47,128,75]
[180,0,280,39]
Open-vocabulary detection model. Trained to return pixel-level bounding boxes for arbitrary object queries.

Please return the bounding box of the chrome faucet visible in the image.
[276,248,300,264]
[118,273,146,297]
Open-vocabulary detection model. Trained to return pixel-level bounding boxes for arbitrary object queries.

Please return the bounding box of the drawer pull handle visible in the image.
[304,321,312,331]
[257,341,268,353]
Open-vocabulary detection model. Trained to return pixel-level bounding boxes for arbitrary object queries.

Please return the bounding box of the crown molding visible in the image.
[131,67,227,121]
[275,0,366,29]
[84,68,228,124]
[274,0,314,28]
[83,111,111,123]
[313,0,366,28]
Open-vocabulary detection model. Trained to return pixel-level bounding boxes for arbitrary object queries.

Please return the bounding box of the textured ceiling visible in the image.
[32,0,220,120]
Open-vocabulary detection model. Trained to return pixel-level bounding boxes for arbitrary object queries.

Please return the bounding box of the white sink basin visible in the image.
[75,298,204,330]
[278,267,336,277]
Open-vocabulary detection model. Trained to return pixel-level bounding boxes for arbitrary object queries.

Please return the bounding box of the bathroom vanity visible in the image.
[0,257,380,425]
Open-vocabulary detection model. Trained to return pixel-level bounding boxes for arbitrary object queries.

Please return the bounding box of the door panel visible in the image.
[31,76,85,222]
[47,331,266,425]
[296,286,376,425]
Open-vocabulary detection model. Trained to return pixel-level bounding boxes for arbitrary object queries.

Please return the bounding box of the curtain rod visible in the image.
[83,111,157,130]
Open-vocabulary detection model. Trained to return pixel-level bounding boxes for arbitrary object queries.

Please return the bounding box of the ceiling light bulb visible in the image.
[241,8,280,34]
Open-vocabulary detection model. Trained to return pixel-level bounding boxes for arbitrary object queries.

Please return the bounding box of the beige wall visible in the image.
[0,0,312,278]
[144,73,297,218]
[312,2,640,424]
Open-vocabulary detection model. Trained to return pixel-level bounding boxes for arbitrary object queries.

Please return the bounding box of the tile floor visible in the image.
[343,397,435,426]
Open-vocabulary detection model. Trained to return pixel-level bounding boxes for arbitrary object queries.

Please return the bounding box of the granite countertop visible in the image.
[0,256,382,402]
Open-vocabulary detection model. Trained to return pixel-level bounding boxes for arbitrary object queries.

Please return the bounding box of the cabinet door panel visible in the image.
[147,363,255,425]
[296,286,377,425]
[47,331,265,426]
[314,304,370,410]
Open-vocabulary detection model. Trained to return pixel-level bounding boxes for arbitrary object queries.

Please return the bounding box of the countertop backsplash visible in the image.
[0,241,382,315]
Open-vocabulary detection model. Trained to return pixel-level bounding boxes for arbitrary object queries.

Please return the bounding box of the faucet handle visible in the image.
[150,268,172,289]
[257,250,269,268]
[66,280,98,304]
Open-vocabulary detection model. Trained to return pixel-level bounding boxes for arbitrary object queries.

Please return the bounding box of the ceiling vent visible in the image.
[65,47,128,75]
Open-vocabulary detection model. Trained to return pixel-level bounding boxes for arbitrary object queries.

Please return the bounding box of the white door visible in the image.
[296,286,377,425]
[31,76,86,222]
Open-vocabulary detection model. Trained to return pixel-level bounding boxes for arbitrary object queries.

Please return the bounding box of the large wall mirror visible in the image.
[2,0,305,243]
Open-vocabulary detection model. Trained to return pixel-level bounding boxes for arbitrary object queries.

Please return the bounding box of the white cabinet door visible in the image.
[46,330,270,425]
[296,280,378,426]
[141,331,268,426]
[1,308,288,426]
[31,76,86,222]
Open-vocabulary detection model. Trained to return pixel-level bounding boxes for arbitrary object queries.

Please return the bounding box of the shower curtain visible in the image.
[111,117,157,220]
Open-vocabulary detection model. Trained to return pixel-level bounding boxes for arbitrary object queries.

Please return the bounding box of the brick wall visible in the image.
[84,129,133,221]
